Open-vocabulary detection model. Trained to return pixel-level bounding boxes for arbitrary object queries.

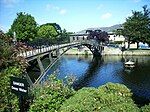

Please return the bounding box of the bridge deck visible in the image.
[19,42,80,61]
[20,41,105,86]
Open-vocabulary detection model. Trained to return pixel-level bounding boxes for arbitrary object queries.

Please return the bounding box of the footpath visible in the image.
[64,47,150,56]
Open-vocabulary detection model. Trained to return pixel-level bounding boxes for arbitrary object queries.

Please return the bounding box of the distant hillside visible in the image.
[76,24,122,34]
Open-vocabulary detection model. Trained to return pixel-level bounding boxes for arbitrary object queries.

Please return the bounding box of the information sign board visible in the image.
[10,77,28,96]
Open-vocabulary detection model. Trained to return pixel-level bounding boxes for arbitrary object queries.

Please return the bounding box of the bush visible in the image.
[97,82,140,112]
[0,33,32,112]
[28,73,75,112]
[141,103,150,112]
[0,66,22,112]
[113,41,124,44]
[59,82,140,112]
[59,87,101,112]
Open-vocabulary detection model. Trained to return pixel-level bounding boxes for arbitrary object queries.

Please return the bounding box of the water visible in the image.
[30,55,150,105]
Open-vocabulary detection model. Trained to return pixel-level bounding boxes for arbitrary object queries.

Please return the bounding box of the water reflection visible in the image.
[28,55,150,104]
[73,57,104,90]
[60,55,150,103]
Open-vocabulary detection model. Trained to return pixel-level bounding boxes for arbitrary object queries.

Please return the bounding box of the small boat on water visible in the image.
[124,60,135,68]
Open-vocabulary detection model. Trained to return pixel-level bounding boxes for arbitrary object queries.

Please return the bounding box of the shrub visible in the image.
[0,33,33,112]
[28,73,75,112]
[113,41,124,44]
[59,87,101,112]
[97,82,140,112]
[141,103,150,112]
[0,66,22,112]
[60,82,140,112]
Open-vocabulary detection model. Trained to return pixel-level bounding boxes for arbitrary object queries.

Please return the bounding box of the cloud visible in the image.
[60,9,67,15]
[132,0,141,3]
[1,0,21,8]
[97,4,104,9]
[46,4,67,15]
[53,6,60,10]
[46,4,52,10]
[101,13,112,20]
[46,4,60,10]
[126,13,133,18]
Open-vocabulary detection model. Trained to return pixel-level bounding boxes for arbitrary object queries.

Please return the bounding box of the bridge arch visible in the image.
[23,42,104,86]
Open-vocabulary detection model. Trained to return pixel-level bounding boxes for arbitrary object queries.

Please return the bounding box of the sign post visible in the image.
[10,77,28,112]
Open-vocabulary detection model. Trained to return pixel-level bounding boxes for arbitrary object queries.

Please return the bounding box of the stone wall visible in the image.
[64,46,150,56]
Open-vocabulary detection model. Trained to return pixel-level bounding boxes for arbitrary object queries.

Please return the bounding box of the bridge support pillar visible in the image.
[49,52,53,64]
[56,48,60,58]
[37,57,45,74]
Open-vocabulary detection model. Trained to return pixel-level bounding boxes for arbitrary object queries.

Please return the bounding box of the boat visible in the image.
[124,60,135,68]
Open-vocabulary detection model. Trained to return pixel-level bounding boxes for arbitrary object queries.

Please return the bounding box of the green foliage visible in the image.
[37,24,58,39]
[0,34,29,71]
[141,103,150,112]
[97,83,139,112]
[0,34,14,68]
[59,87,101,112]
[122,5,150,49]
[113,29,122,37]
[7,12,37,42]
[28,73,75,112]
[60,82,140,112]
[60,29,70,43]
[0,66,22,112]
[40,23,62,35]
[110,41,123,44]
[37,23,61,44]
[0,33,29,111]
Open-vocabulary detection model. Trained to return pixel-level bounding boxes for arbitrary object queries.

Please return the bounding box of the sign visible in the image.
[10,77,28,96]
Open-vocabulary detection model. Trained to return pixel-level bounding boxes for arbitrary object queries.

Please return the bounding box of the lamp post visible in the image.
[13,32,17,45]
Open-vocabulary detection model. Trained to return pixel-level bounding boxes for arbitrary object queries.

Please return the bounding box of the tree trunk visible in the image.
[148,42,150,47]
[127,37,130,49]
[137,42,139,49]
[128,41,130,49]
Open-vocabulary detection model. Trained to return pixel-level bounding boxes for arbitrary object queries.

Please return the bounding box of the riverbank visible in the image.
[64,47,150,56]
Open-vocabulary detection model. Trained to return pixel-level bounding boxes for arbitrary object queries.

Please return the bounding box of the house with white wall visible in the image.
[108,32,125,42]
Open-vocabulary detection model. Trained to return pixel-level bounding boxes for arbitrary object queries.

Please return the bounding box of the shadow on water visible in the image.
[73,56,104,90]
[27,55,150,106]
[120,56,150,106]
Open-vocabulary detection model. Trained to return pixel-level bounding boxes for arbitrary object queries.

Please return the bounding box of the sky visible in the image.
[0,0,150,33]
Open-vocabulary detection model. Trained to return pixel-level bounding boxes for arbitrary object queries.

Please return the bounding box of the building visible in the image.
[108,32,125,42]
[70,31,125,43]
[69,25,125,43]
[70,33,89,42]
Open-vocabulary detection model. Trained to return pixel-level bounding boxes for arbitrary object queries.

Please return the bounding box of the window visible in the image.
[83,36,84,40]
[77,36,78,40]
[73,37,75,40]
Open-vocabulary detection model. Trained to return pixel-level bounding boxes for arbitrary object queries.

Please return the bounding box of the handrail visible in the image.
[18,42,81,59]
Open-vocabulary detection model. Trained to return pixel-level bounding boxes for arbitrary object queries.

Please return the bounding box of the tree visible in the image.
[60,29,70,43]
[143,5,150,47]
[122,5,150,49]
[7,12,37,42]
[37,23,61,44]
[112,28,123,37]
[86,30,109,44]
[49,23,62,34]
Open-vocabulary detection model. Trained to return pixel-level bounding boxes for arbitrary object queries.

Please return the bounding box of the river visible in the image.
[29,55,150,105]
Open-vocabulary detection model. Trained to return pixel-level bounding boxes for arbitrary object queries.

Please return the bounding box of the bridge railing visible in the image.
[18,42,81,58]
